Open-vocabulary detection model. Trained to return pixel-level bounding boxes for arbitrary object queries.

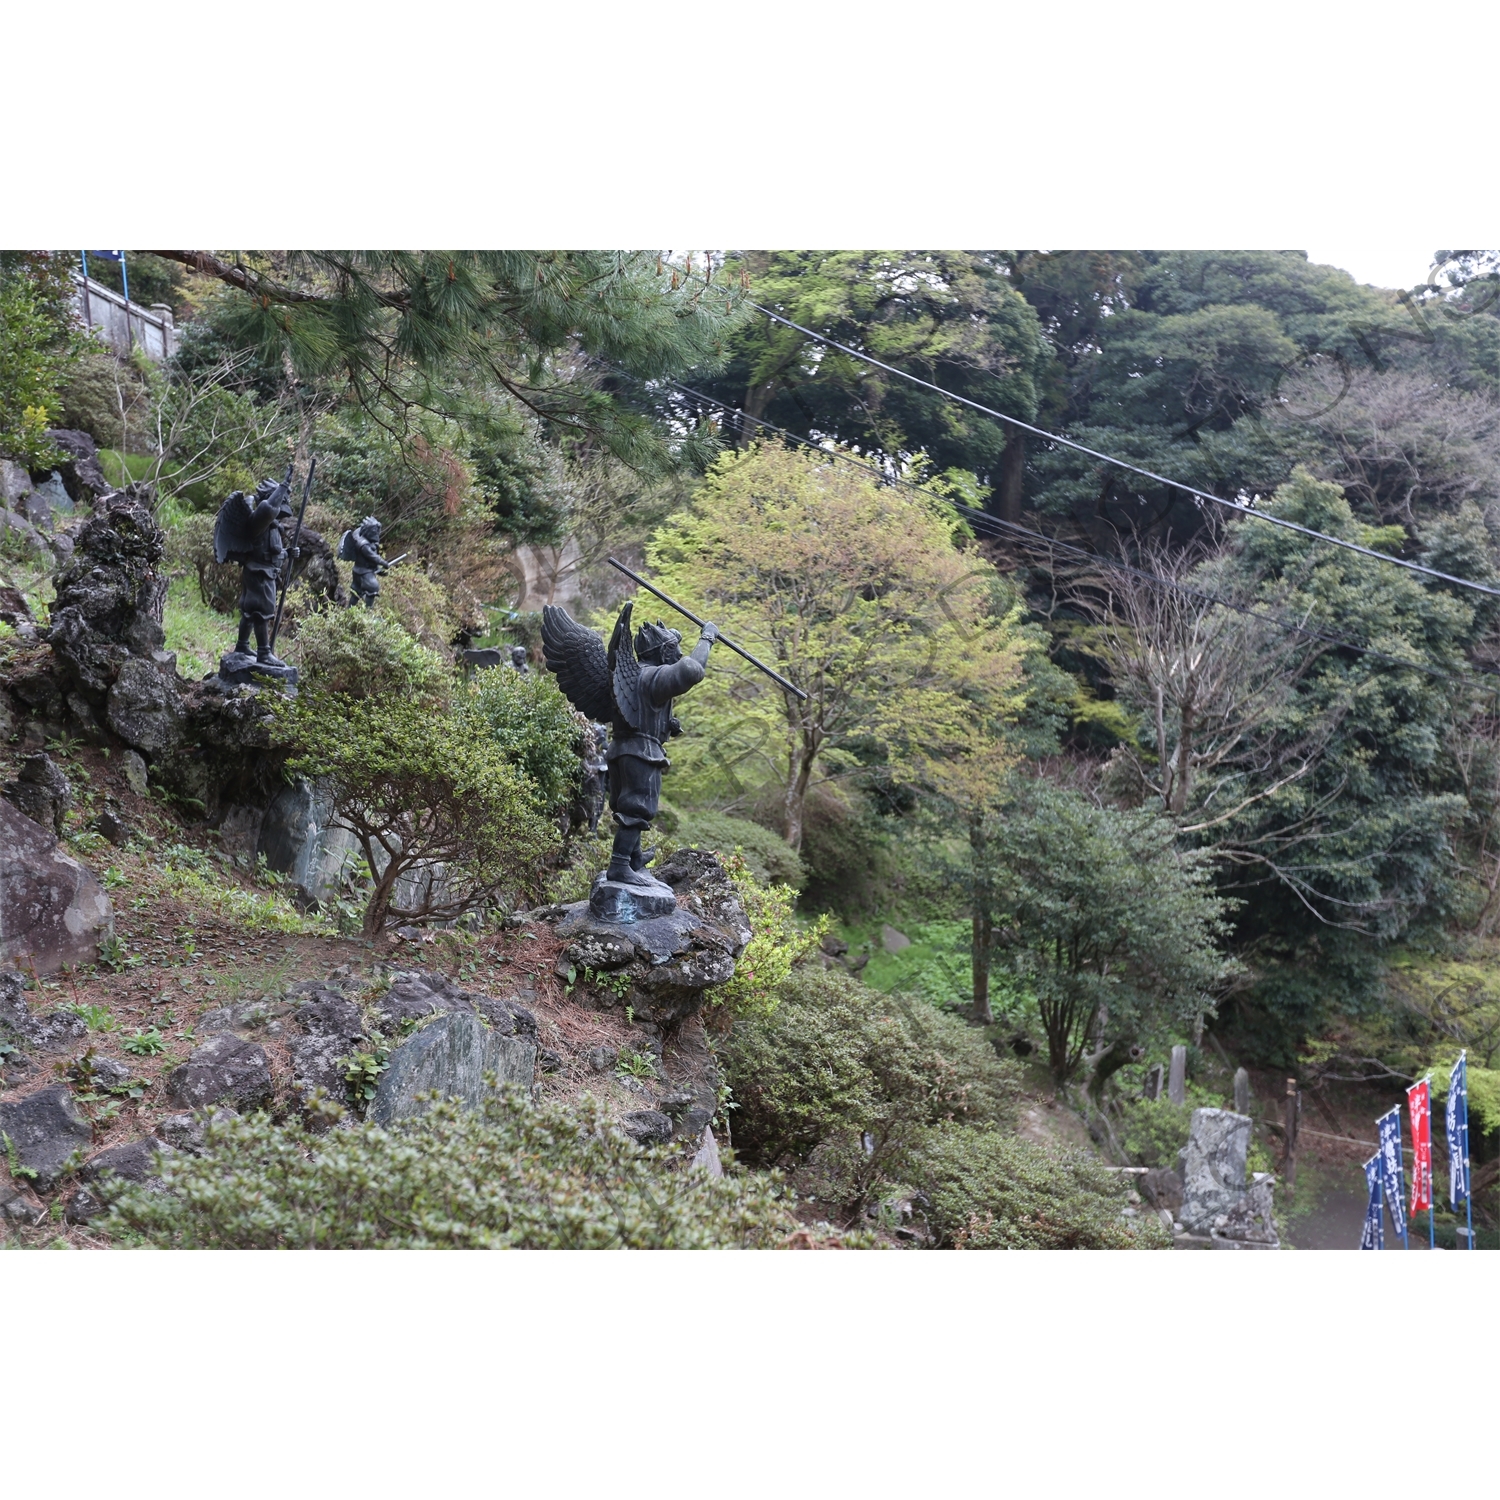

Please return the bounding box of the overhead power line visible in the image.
[654,375,1488,686]
[675,264,1500,601]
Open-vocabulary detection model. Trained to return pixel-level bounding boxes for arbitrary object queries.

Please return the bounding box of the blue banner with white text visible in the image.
[1377,1106,1407,1240]
[1446,1053,1470,1208]
[1360,1154,1383,1250]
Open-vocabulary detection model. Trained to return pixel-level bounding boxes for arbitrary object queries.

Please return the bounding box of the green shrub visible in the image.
[103,1091,808,1249]
[662,805,806,890]
[903,1124,1172,1249]
[723,968,1019,1173]
[466,668,585,817]
[277,694,558,933]
[290,608,452,706]
[709,855,827,1018]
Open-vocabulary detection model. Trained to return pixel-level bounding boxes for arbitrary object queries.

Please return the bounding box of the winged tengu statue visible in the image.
[542,600,718,896]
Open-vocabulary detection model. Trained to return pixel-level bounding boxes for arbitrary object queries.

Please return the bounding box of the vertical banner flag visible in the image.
[1360,1154,1384,1250]
[1376,1106,1407,1241]
[1446,1052,1470,1209]
[1407,1078,1432,1217]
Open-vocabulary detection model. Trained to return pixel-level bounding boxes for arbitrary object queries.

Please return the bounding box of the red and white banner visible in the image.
[1407,1077,1432,1215]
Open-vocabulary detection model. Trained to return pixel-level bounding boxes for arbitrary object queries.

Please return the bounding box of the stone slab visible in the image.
[369,1009,536,1127]
[588,875,677,923]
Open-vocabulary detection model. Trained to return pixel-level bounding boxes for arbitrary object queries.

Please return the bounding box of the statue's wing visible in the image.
[337,529,357,562]
[541,606,615,722]
[607,602,645,731]
[213,491,255,564]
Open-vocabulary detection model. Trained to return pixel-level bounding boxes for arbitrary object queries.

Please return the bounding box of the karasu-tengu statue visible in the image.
[213,468,299,684]
[339,516,391,608]
[542,600,718,920]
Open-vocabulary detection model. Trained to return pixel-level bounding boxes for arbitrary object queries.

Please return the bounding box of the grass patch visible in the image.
[163,573,235,680]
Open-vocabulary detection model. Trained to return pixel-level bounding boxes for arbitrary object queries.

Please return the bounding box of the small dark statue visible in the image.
[339,516,390,607]
[543,601,717,919]
[214,469,298,682]
[508,644,531,674]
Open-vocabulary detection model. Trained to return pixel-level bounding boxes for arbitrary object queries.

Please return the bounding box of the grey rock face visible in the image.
[106,654,185,755]
[0,1084,93,1190]
[1179,1108,1253,1233]
[585,1045,619,1073]
[79,1137,168,1188]
[690,1126,723,1176]
[256,777,360,902]
[25,471,76,530]
[47,487,168,704]
[121,750,149,797]
[166,1034,274,1112]
[588,875,678,923]
[368,1009,536,1127]
[564,930,636,971]
[371,969,537,1040]
[44,429,110,502]
[1138,1166,1184,1214]
[621,1110,674,1146]
[2,752,72,836]
[156,1108,237,1155]
[0,970,89,1055]
[0,800,114,976]
[1,1185,46,1225]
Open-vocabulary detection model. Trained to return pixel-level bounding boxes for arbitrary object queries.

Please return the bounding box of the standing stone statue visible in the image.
[339,516,390,608]
[541,601,717,919]
[213,468,298,682]
[508,645,531,674]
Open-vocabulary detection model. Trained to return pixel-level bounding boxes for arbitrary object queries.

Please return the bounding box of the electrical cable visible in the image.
[669,263,1500,601]
[650,374,1490,686]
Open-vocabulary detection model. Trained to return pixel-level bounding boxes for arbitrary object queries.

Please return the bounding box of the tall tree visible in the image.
[646,442,1028,850]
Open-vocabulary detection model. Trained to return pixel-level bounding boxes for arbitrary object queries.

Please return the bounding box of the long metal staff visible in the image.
[269,455,316,651]
[607,557,808,700]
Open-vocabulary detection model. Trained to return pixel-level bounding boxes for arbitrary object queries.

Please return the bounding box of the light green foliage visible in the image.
[0,253,81,467]
[146,844,326,936]
[856,920,978,1013]
[278,694,558,933]
[466,668,584,817]
[68,1003,117,1033]
[904,1125,1172,1249]
[162,572,236,679]
[709,854,827,1018]
[658,803,805,890]
[289,607,452,707]
[1114,1097,1197,1169]
[615,1047,657,1079]
[648,443,1028,849]
[121,1028,166,1057]
[722,968,1019,1174]
[102,1091,805,1249]
[985,779,1236,1082]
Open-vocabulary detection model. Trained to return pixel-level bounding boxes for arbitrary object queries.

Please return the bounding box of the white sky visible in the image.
[1302,247,1446,290]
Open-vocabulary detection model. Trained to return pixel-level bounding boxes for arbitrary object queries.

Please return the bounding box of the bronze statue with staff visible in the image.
[541,559,804,919]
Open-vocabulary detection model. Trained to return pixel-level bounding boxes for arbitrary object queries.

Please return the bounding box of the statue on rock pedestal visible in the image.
[542,600,717,921]
[214,466,300,686]
[340,516,390,608]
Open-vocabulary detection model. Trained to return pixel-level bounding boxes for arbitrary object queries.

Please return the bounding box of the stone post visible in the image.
[1168,1045,1187,1106]
[1233,1066,1250,1114]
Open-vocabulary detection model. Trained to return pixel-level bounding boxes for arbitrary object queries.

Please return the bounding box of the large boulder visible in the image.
[166,1034,274,1112]
[0,800,114,976]
[105,653,185,755]
[369,1009,536,1127]
[46,486,168,705]
[257,778,362,903]
[0,1084,93,1190]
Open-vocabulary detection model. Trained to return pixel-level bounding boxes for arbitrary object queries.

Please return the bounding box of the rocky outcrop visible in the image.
[2,752,72,836]
[0,800,114,975]
[47,486,168,708]
[105,653,185,755]
[0,1084,93,1190]
[257,778,361,904]
[369,1009,537,1126]
[166,1034,274,1112]
[528,849,747,1151]
[43,429,110,504]
[0,970,88,1057]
